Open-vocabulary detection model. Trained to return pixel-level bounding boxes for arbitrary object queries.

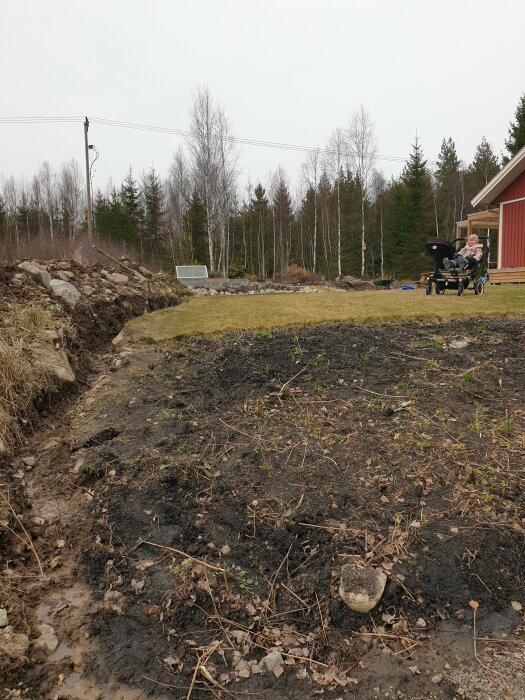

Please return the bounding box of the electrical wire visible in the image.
[0,114,409,163]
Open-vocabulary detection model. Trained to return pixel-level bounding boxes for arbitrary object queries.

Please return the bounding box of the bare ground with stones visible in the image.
[1,318,525,699]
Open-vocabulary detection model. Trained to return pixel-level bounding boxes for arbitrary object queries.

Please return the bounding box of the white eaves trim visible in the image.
[471,143,525,208]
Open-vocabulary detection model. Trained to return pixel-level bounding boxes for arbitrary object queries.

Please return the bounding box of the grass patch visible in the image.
[128,286,525,341]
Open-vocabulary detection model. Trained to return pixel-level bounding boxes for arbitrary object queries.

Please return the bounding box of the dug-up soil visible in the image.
[2,318,525,699]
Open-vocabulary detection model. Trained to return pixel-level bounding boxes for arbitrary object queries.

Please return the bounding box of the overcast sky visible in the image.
[1,0,524,196]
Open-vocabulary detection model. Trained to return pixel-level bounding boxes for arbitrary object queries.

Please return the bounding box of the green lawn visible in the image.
[128,286,525,340]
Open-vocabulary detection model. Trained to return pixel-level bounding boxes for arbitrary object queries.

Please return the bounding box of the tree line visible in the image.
[1,91,524,278]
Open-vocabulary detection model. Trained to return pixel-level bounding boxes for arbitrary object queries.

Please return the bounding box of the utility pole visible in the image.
[84,116,93,238]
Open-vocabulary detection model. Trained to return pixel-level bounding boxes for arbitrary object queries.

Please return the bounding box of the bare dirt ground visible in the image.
[2,318,525,699]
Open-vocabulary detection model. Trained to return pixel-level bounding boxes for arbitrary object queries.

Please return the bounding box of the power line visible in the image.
[0,114,409,164]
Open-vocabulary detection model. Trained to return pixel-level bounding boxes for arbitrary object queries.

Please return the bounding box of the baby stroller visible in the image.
[424,236,489,296]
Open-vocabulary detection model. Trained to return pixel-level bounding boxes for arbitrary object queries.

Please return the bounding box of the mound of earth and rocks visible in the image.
[1,307,524,699]
[190,276,385,297]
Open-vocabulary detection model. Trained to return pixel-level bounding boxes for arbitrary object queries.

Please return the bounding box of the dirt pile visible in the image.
[0,256,186,520]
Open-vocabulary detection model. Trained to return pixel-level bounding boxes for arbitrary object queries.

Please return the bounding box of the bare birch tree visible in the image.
[301,148,321,272]
[187,86,238,275]
[58,160,84,242]
[166,147,191,265]
[348,106,376,277]
[325,128,348,277]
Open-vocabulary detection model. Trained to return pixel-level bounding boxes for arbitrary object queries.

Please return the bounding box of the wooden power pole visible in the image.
[84,116,93,238]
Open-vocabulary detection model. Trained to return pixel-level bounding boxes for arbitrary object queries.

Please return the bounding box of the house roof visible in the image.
[471,143,525,207]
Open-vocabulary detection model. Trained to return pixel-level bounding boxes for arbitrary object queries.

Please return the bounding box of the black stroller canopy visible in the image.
[425,239,457,267]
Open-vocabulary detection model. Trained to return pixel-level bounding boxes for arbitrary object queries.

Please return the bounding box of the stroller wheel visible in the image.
[457,282,464,297]
[435,283,445,294]
[426,279,432,295]
[475,280,484,295]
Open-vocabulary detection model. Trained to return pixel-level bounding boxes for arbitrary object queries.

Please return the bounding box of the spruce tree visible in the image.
[466,137,500,204]
[272,173,293,278]
[121,168,143,247]
[434,137,462,237]
[391,137,435,274]
[504,93,525,162]
[142,167,164,260]
[250,184,270,277]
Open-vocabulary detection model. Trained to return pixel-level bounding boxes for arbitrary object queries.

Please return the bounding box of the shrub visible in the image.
[285,264,316,284]
[228,264,247,279]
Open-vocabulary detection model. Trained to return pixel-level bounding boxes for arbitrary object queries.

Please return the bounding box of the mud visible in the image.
[2,318,525,699]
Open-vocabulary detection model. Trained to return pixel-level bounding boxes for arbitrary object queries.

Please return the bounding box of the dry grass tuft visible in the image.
[0,303,71,454]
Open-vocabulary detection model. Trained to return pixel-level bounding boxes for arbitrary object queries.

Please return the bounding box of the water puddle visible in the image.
[49,641,77,662]
[54,672,170,700]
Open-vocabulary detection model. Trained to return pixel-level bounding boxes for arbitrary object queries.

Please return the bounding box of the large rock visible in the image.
[0,627,30,661]
[49,279,81,307]
[32,346,76,383]
[17,261,52,291]
[102,270,129,285]
[339,562,387,613]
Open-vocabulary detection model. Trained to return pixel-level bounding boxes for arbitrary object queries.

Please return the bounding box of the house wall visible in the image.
[501,200,525,267]
[493,169,525,204]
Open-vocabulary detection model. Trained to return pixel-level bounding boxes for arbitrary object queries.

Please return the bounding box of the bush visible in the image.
[285,264,316,284]
[228,264,247,279]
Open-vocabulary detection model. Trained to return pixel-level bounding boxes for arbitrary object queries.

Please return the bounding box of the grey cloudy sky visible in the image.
[1,0,524,194]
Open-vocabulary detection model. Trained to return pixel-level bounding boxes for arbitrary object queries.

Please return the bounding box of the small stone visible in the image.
[432,674,443,684]
[220,544,231,556]
[260,651,284,672]
[83,285,96,296]
[31,516,45,526]
[33,623,58,653]
[339,562,387,613]
[415,618,427,628]
[56,539,66,548]
[511,601,522,612]
[273,665,284,678]
[0,608,8,627]
[22,456,36,467]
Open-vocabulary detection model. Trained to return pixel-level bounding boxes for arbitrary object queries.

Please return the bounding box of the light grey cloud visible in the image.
[1,0,523,191]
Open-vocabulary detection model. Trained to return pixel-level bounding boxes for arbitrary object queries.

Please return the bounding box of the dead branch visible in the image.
[91,244,146,281]
[278,362,311,396]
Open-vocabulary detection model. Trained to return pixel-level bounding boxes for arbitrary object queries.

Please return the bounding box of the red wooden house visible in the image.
[472,144,525,275]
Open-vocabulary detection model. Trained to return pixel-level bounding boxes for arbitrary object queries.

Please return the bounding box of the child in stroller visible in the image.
[443,234,484,270]
[424,234,489,296]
